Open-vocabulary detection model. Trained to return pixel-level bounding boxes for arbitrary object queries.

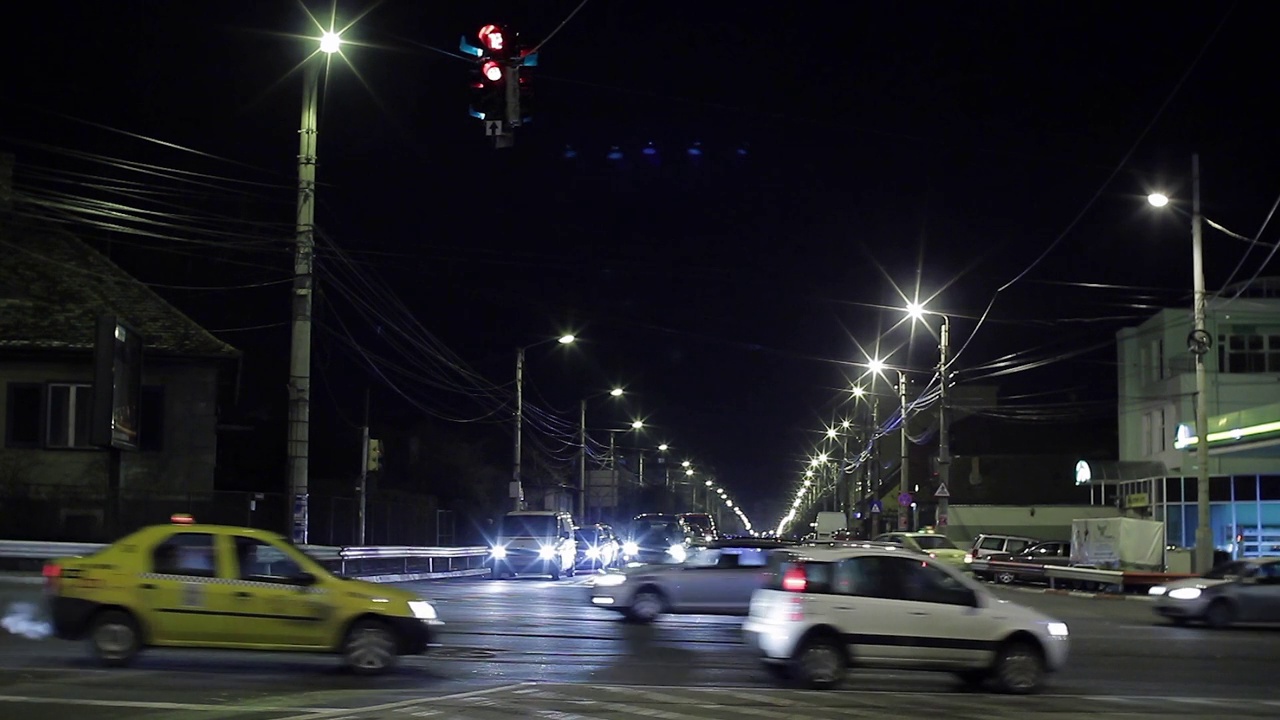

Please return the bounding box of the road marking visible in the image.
[0,694,345,712]
[272,682,534,720]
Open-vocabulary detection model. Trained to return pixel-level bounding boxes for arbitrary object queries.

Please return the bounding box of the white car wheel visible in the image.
[794,637,844,689]
[344,620,398,676]
[994,641,1044,694]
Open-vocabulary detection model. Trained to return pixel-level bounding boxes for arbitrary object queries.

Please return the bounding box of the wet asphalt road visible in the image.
[2,575,1278,719]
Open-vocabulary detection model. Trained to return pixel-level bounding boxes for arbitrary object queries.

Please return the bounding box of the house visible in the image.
[0,207,240,539]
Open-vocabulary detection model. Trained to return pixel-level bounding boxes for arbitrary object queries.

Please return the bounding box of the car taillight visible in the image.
[42,563,61,593]
[787,596,805,622]
[929,552,937,558]
[782,566,807,592]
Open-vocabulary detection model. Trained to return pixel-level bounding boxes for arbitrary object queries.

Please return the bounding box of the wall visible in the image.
[0,357,220,494]
[944,504,1121,544]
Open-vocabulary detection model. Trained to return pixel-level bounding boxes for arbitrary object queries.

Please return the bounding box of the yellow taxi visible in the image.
[43,515,443,675]
[873,530,971,570]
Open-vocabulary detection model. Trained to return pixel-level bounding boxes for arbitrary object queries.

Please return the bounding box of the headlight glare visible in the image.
[1046,622,1068,637]
[538,545,556,560]
[668,544,687,563]
[489,545,507,559]
[623,542,639,556]
[408,600,438,620]
[1168,587,1202,600]
[586,546,600,559]
[593,573,628,587]
[1148,585,1167,596]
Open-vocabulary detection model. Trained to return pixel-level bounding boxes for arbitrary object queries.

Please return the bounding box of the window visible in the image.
[892,558,977,607]
[1219,331,1280,373]
[47,383,94,448]
[152,532,218,578]
[1156,338,1165,380]
[234,536,305,583]
[977,536,1004,551]
[4,383,42,448]
[832,556,894,598]
[1156,408,1167,453]
[1005,539,1032,554]
[1141,413,1153,457]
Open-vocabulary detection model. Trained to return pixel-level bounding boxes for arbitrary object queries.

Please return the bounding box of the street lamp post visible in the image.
[1149,154,1211,573]
[898,370,910,530]
[579,387,623,522]
[513,335,575,512]
[288,31,341,544]
[906,303,954,530]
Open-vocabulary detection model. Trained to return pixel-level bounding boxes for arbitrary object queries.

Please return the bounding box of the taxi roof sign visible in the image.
[171,513,195,525]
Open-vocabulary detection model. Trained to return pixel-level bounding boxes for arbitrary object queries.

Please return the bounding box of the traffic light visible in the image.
[367,438,382,472]
[460,24,539,135]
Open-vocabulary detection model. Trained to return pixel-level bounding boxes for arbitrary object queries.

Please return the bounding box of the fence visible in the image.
[0,485,456,546]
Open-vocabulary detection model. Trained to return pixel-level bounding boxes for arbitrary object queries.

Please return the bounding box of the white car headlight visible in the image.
[538,545,557,560]
[623,542,639,556]
[1148,585,1167,596]
[668,544,687,563]
[490,545,507,559]
[593,573,628,587]
[586,546,600,559]
[963,553,974,564]
[408,600,438,620]
[1168,587,1202,600]
[1046,622,1069,637]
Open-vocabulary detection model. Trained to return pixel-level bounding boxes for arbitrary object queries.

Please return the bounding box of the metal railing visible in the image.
[970,558,1192,592]
[0,540,491,582]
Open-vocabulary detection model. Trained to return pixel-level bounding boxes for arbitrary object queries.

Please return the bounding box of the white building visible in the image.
[1117,279,1280,475]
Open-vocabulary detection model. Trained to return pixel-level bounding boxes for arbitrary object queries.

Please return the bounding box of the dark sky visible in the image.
[3,1,1276,530]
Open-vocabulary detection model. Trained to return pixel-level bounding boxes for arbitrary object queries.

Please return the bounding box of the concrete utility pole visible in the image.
[578,399,588,521]
[899,371,910,531]
[288,59,320,544]
[1190,153,1213,573]
[357,388,370,545]
[512,347,525,512]
[936,317,952,528]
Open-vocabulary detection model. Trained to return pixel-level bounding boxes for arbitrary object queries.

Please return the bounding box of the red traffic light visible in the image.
[482,61,503,82]
[478,24,505,52]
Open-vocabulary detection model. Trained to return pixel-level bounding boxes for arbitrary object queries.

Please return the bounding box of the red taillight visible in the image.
[782,566,807,592]
[42,563,61,593]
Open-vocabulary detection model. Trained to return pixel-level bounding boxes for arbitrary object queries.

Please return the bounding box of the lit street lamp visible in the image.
[579,386,624,520]
[905,301,953,531]
[1148,154,1212,573]
[288,29,342,543]
[514,334,575,511]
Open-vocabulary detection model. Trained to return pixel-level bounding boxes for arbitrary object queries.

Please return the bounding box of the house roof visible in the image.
[0,221,239,358]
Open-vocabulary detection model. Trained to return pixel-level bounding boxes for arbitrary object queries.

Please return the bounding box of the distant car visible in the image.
[967,534,1038,562]
[589,539,793,622]
[43,515,442,675]
[575,524,621,571]
[874,532,970,569]
[488,511,578,580]
[974,541,1072,584]
[678,513,717,543]
[1150,557,1280,627]
[623,513,687,564]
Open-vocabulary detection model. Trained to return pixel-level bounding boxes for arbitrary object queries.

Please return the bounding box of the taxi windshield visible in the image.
[914,535,959,551]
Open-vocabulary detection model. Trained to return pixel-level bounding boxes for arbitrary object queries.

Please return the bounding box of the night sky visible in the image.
[3,1,1276,530]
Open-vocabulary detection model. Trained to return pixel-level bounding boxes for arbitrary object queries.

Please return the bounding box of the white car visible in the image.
[742,546,1069,693]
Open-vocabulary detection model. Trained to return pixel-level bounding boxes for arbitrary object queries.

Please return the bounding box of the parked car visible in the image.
[974,541,1072,584]
[589,539,793,622]
[967,534,1038,562]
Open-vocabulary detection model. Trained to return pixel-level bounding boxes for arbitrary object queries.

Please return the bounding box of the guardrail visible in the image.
[0,540,492,583]
[970,558,1192,593]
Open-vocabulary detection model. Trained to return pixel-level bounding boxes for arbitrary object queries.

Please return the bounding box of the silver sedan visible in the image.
[588,541,792,623]
[1150,557,1280,627]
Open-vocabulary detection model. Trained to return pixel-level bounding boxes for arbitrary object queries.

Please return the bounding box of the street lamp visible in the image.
[905,301,954,531]
[514,335,576,511]
[1148,154,1211,573]
[579,386,624,520]
[288,28,343,543]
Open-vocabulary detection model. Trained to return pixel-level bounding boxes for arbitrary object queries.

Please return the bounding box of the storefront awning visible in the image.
[1074,459,1169,486]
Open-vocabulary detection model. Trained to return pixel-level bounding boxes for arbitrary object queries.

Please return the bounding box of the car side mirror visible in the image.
[294,571,318,587]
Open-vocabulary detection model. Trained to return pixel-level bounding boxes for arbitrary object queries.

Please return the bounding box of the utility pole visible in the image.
[357,388,370,545]
[936,317,952,529]
[1190,153,1212,573]
[288,59,320,544]
[512,347,525,512]
[578,399,587,521]
[898,371,910,530]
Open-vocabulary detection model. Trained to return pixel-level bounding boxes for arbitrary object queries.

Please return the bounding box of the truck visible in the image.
[1069,516,1165,571]
[814,512,848,542]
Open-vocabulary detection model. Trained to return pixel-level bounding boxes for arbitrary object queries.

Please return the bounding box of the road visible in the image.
[2,575,1278,719]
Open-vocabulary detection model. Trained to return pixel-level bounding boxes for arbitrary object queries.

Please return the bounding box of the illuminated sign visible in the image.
[91,316,143,451]
[1173,420,1280,450]
[1074,460,1092,486]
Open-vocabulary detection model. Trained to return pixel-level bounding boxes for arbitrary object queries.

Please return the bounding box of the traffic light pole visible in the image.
[358,388,370,545]
[496,60,521,149]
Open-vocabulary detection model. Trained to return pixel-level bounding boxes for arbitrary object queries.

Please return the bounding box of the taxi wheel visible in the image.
[89,609,141,667]
[343,619,398,676]
[993,640,1044,694]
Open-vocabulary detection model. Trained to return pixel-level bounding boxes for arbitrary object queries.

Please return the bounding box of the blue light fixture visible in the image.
[563,145,578,159]
[642,142,657,156]
[687,141,703,156]
[606,146,624,161]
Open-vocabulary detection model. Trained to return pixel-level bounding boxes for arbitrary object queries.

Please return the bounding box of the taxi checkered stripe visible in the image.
[139,573,327,593]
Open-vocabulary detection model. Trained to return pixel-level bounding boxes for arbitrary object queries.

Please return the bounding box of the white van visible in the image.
[814,512,847,542]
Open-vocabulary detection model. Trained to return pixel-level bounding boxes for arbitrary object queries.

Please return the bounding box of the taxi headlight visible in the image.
[1168,587,1201,600]
[490,545,507,559]
[593,573,628,587]
[1148,585,1167,596]
[963,553,974,564]
[408,601,438,620]
[586,546,601,559]
[622,542,639,556]
[1046,622,1069,637]
[668,544,687,563]
[538,545,557,560]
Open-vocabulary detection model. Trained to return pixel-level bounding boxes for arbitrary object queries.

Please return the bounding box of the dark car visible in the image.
[575,524,621,570]
[977,540,1072,584]
[623,513,686,564]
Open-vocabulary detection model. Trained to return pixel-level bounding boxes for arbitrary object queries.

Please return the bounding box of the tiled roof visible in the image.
[0,221,239,358]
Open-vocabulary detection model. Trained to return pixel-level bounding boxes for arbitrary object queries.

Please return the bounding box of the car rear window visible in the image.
[978,536,1005,550]
[764,555,832,593]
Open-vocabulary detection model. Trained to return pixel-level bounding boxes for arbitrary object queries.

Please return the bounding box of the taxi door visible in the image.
[227,534,330,649]
[138,530,236,645]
